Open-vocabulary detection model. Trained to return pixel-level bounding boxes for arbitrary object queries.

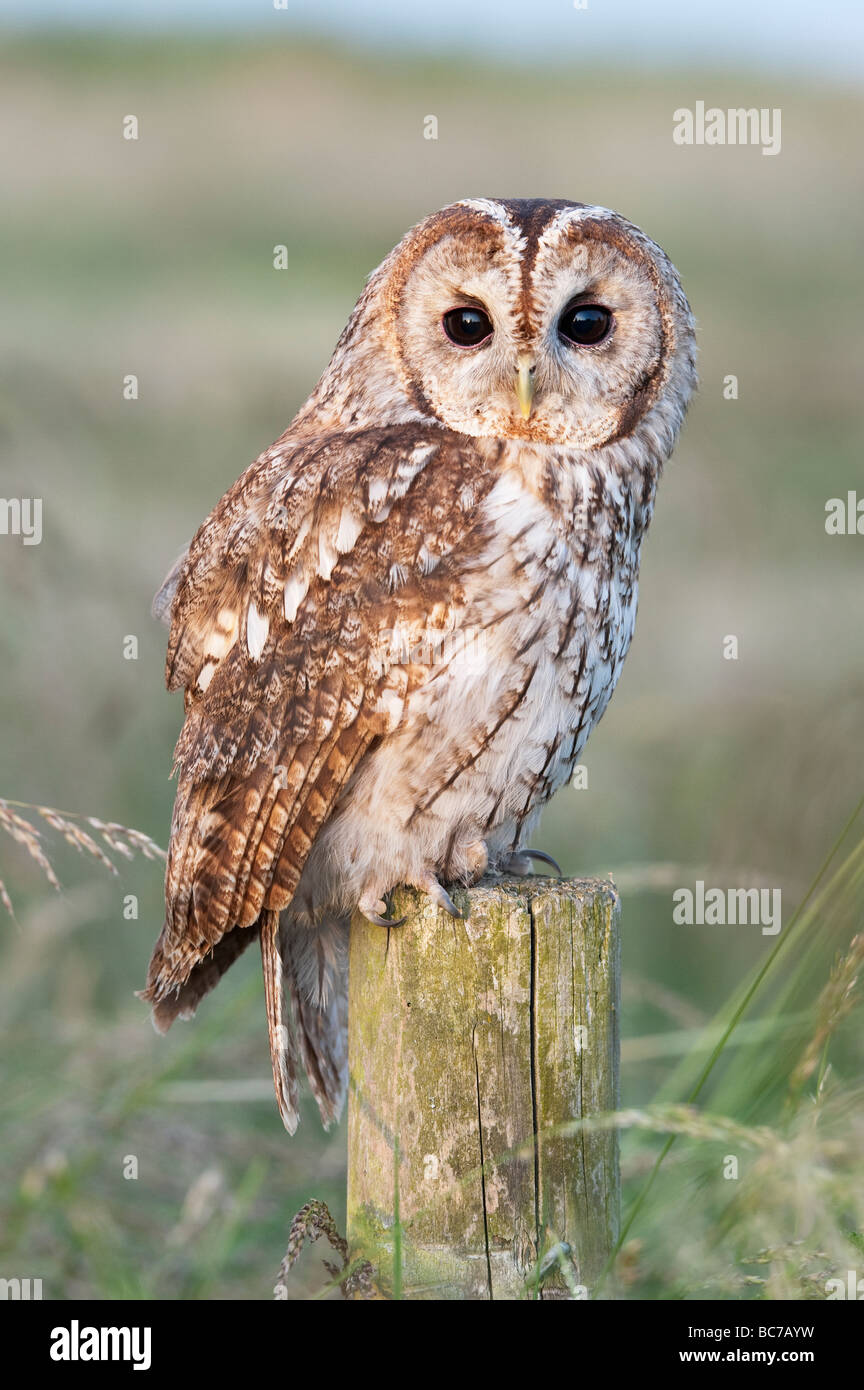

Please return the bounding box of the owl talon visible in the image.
[503,848,564,878]
[524,849,564,877]
[363,910,408,928]
[417,874,464,919]
[358,895,407,929]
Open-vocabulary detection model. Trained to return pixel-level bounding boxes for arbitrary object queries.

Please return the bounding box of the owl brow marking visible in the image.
[496,198,592,334]
[448,290,488,310]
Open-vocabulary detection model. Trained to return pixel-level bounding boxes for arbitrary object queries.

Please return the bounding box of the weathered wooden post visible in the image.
[346,876,620,1299]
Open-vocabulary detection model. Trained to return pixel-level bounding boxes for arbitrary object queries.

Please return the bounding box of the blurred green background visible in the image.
[0,19,862,1299]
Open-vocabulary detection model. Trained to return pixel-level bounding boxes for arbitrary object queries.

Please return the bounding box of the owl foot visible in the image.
[463,839,489,879]
[415,873,464,919]
[358,894,407,929]
[502,848,564,878]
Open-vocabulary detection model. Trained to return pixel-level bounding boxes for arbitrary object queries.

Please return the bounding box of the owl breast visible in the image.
[293,444,643,920]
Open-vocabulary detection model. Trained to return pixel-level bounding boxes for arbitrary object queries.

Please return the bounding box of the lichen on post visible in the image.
[346,875,620,1300]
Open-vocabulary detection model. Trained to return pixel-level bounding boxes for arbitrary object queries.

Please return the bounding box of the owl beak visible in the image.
[515,356,536,420]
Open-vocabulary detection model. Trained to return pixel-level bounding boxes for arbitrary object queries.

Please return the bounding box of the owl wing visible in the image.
[141,422,500,1130]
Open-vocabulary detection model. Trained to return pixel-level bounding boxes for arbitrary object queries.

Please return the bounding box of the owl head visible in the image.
[304,198,697,457]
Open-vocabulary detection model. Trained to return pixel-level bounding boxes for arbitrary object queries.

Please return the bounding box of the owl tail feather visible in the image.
[261,908,301,1135]
[262,910,349,1133]
[284,916,349,1130]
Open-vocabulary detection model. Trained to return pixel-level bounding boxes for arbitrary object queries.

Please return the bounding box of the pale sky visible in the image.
[3,0,863,82]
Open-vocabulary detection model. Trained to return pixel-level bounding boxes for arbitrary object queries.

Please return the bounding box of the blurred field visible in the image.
[0,32,862,1299]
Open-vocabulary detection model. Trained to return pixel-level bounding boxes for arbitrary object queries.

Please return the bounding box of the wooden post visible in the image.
[346,876,620,1300]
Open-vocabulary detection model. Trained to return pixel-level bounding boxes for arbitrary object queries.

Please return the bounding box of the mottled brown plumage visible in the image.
[142,199,697,1131]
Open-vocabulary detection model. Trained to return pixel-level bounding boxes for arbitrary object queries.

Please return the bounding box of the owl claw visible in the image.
[418,874,464,919]
[433,882,463,918]
[525,849,564,877]
[503,848,564,878]
[364,910,408,928]
[358,895,407,929]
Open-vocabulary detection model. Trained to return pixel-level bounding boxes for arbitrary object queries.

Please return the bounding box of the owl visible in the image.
[142,198,697,1132]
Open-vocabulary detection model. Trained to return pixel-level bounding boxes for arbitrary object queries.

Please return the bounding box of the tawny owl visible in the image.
[142,198,697,1132]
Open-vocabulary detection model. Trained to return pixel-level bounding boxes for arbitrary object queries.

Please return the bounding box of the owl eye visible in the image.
[442,306,493,348]
[559,304,613,346]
